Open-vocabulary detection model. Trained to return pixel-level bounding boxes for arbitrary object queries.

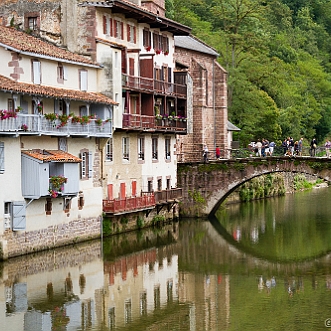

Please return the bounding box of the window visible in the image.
[127,24,136,43]
[32,60,41,84]
[57,63,67,83]
[115,20,123,39]
[162,35,169,52]
[166,178,171,190]
[138,137,145,160]
[58,137,67,152]
[7,99,14,111]
[143,29,151,48]
[157,178,162,191]
[80,149,92,180]
[106,138,113,161]
[0,142,4,174]
[140,292,147,316]
[124,300,132,324]
[122,137,129,160]
[28,17,38,30]
[165,138,171,160]
[147,180,153,192]
[152,137,158,160]
[114,52,119,68]
[54,99,65,115]
[80,70,88,91]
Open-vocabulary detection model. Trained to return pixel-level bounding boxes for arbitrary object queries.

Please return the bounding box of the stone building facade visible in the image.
[174,36,228,162]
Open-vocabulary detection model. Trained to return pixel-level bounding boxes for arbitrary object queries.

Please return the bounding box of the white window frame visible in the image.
[122,137,129,161]
[80,70,88,91]
[152,137,158,160]
[138,137,145,161]
[106,138,113,161]
[32,60,41,84]
[128,25,135,43]
[0,142,4,174]
[165,138,171,160]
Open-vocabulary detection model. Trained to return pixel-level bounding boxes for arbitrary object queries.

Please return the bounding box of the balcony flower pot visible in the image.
[155,49,161,55]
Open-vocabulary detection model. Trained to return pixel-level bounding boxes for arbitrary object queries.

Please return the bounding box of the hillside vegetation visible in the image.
[166,0,331,145]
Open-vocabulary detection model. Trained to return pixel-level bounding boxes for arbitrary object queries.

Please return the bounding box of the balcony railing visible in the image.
[154,188,182,204]
[102,192,155,214]
[122,74,187,98]
[0,114,112,137]
[122,114,187,132]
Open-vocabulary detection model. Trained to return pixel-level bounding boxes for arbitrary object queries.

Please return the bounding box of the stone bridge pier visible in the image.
[178,157,331,218]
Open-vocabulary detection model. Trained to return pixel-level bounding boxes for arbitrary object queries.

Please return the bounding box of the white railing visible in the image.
[0,114,112,137]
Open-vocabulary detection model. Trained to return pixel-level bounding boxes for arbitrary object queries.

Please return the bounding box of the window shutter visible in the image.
[63,65,67,80]
[79,152,83,179]
[110,18,113,36]
[121,22,124,39]
[80,70,88,91]
[88,151,93,178]
[134,26,136,43]
[0,142,4,174]
[103,15,107,34]
[12,201,26,231]
[127,24,130,41]
[33,61,41,84]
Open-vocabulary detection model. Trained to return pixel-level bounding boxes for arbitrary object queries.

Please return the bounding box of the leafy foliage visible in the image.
[169,0,331,146]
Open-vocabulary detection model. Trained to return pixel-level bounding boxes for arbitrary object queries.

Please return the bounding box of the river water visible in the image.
[2,187,331,331]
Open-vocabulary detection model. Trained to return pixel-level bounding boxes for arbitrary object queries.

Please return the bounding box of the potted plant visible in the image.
[95,118,103,126]
[16,106,23,112]
[145,45,151,51]
[20,124,28,131]
[44,113,58,122]
[80,115,90,125]
[164,50,169,55]
[155,49,161,55]
[49,175,67,198]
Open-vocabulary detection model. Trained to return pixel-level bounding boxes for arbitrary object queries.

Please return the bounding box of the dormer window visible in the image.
[28,17,38,30]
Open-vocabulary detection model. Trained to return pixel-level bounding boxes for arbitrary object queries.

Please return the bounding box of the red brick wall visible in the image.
[141,0,166,17]
[175,47,228,162]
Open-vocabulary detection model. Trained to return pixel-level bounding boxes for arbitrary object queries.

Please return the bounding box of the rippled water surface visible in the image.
[2,187,331,330]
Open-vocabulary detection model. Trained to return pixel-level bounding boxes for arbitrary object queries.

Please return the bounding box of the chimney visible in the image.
[141,0,166,18]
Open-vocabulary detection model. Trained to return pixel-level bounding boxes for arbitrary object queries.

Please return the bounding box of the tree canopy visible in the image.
[168,0,331,145]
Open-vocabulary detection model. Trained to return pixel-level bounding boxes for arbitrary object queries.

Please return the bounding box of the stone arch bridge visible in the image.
[178,157,331,217]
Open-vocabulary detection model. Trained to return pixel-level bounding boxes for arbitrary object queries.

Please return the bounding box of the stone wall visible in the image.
[175,47,228,162]
[1,217,101,260]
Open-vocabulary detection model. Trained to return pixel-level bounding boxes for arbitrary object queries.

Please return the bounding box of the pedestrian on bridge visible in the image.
[310,138,317,157]
[203,144,209,163]
[325,139,331,158]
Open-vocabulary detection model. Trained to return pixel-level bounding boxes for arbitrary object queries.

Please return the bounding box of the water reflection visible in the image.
[213,187,331,262]
[3,188,331,330]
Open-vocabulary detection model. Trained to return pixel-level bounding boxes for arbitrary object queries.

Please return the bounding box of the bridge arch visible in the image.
[178,157,331,217]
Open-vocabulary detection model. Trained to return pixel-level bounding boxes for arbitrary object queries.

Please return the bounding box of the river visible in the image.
[1,187,331,330]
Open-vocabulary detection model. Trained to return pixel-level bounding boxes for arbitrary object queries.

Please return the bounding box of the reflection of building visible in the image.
[103,248,178,329]
[0,241,104,331]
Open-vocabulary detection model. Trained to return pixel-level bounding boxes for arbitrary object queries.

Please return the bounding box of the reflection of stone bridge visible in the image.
[178,157,331,217]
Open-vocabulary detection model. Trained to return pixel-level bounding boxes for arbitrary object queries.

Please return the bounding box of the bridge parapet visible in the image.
[178,157,331,217]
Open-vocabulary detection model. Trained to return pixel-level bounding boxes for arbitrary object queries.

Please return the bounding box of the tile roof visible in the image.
[22,150,82,163]
[175,36,219,56]
[0,74,117,105]
[0,26,98,66]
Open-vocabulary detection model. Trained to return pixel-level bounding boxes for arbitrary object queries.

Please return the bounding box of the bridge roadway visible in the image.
[177,156,331,217]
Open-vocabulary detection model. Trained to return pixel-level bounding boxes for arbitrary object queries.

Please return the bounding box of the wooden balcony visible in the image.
[154,188,182,204]
[122,114,187,133]
[122,74,187,98]
[0,113,112,137]
[102,193,155,215]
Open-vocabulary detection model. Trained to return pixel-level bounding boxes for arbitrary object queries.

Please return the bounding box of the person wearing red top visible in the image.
[216,146,221,159]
